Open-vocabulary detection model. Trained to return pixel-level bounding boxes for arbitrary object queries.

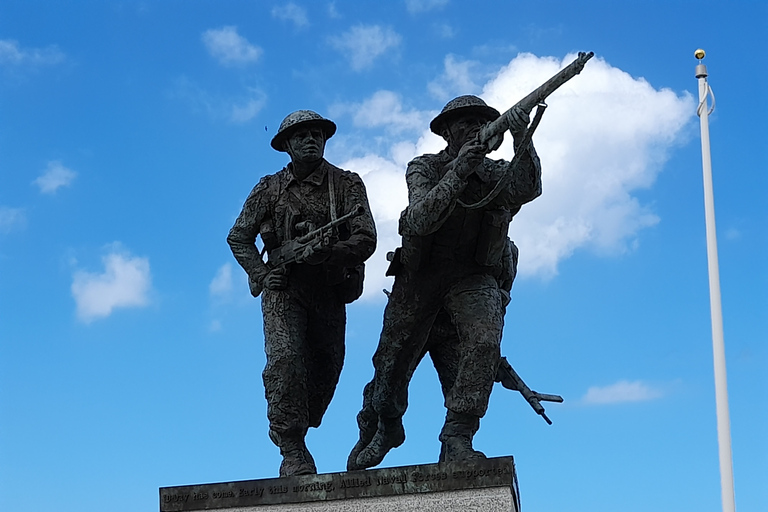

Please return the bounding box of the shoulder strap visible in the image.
[327,165,338,222]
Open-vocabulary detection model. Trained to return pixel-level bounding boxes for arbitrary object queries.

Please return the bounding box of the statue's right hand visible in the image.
[248,274,263,297]
[263,268,288,291]
[455,141,485,179]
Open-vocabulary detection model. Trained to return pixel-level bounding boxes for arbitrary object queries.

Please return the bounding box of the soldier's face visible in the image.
[285,127,326,164]
[446,115,484,145]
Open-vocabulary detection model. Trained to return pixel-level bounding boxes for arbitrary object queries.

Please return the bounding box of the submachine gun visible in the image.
[496,357,564,425]
[461,51,594,210]
[266,204,366,268]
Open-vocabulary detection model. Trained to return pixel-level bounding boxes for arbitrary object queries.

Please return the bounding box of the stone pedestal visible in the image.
[160,456,519,512]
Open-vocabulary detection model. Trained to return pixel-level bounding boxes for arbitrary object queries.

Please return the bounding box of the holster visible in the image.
[385,247,403,277]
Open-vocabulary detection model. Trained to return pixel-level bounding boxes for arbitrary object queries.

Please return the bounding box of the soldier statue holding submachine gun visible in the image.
[228,110,376,477]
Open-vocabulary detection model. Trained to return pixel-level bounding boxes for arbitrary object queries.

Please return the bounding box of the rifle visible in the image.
[496,356,563,425]
[460,51,594,209]
[267,203,365,268]
[479,51,594,149]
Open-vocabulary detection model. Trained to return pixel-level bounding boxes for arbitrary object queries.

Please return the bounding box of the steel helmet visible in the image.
[429,95,500,135]
[270,110,337,152]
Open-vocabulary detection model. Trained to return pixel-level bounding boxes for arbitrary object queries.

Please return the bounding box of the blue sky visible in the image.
[1,1,766,511]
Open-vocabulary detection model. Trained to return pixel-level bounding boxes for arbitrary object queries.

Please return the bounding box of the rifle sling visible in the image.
[458,102,547,210]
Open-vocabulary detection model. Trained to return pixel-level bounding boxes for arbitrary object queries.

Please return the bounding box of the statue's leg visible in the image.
[354,273,439,469]
[306,287,346,429]
[370,273,439,419]
[427,308,461,401]
[348,327,436,471]
[261,287,316,476]
[439,274,504,461]
[346,380,378,470]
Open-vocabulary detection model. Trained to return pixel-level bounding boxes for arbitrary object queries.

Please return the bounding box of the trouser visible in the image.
[261,283,346,438]
[367,269,504,422]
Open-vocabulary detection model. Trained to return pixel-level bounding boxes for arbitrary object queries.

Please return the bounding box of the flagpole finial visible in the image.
[695,49,708,79]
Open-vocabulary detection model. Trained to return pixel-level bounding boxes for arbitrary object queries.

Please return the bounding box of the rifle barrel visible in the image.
[479,51,594,146]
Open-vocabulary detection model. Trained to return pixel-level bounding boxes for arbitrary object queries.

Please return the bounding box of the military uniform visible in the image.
[349,96,540,469]
[228,111,376,476]
[376,148,539,411]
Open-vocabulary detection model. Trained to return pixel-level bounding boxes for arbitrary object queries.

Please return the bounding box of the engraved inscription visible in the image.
[159,457,516,511]
[411,470,448,482]
[376,474,408,486]
[163,493,190,504]
[238,487,265,498]
[340,476,372,489]
[293,481,335,493]
[452,466,510,479]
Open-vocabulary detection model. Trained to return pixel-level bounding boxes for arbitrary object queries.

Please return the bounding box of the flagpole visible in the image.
[694,48,736,512]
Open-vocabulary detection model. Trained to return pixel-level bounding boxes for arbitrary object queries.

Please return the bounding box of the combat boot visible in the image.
[354,416,405,469]
[438,410,486,462]
[269,430,317,477]
[347,405,378,471]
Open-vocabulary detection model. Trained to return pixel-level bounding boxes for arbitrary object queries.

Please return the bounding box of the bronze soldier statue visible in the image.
[228,110,376,476]
[348,96,542,470]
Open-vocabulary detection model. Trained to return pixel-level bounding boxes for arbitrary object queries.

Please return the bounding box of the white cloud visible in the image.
[582,380,664,405]
[428,54,483,101]
[0,206,26,233]
[230,88,267,123]
[331,91,430,134]
[433,23,456,39]
[327,2,341,18]
[331,53,693,298]
[0,39,65,67]
[724,227,741,241]
[480,53,693,277]
[71,245,152,323]
[329,25,401,71]
[202,26,262,66]
[173,77,266,123]
[271,3,309,27]
[405,0,449,14]
[33,160,77,194]
[209,263,233,298]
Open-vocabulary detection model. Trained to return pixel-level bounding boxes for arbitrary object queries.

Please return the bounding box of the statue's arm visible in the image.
[501,141,542,205]
[401,157,467,236]
[326,172,377,267]
[227,179,271,290]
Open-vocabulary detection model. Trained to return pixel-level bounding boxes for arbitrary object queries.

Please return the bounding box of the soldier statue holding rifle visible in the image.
[348,52,592,470]
[228,110,376,476]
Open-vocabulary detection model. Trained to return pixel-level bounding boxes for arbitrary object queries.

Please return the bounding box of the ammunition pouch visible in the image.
[499,239,519,293]
[260,218,280,254]
[474,209,512,267]
[400,233,434,271]
[334,264,365,304]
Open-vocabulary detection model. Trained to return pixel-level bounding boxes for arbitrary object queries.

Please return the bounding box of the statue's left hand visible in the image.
[506,106,530,137]
[300,237,332,265]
